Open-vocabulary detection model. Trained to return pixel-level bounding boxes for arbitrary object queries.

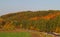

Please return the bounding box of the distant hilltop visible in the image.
[0,10,60,33]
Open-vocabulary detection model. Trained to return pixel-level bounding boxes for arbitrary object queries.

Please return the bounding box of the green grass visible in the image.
[0,32,31,37]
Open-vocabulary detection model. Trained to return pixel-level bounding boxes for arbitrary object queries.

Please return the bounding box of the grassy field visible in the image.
[0,30,55,37]
[0,32,31,37]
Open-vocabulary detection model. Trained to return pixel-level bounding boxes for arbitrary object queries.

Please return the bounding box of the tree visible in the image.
[37,19,47,32]
[55,15,60,33]
[21,19,30,29]
[12,20,20,29]
[46,16,59,33]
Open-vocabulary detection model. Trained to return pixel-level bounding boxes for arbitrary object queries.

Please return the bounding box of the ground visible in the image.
[0,29,55,37]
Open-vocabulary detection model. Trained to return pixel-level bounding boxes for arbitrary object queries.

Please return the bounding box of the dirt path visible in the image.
[31,32,41,37]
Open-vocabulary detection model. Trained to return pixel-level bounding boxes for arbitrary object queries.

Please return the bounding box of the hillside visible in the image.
[0,10,60,33]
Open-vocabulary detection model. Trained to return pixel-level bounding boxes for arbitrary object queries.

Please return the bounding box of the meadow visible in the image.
[0,32,31,37]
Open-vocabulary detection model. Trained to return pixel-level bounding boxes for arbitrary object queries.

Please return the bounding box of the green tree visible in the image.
[21,19,30,29]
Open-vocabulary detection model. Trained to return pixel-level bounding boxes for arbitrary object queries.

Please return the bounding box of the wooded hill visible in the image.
[0,10,60,33]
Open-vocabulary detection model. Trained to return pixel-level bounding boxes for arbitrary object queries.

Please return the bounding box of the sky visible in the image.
[0,0,60,15]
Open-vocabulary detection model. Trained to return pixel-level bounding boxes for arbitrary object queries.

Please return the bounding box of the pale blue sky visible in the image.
[0,0,60,15]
